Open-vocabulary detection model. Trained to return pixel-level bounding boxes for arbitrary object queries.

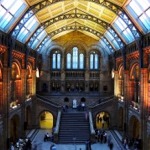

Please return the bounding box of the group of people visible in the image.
[95,129,114,150]
[10,137,32,150]
[44,132,54,142]
[122,137,142,150]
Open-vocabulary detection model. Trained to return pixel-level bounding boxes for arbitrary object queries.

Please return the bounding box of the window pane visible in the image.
[123,28,134,42]
[130,0,143,15]
[95,54,98,69]
[1,0,15,9]
[116,17,127,30]
[146,8,150,18]
[57,54,61,69]
[9,0,23,15]
[73,47,78,69]
[67,53,71,69]
[140,13,150,30]
[79,54,84,69]
[0,6,6,19]
[0,13,12,28]
[90,54,93,69]
[52,54,56,69]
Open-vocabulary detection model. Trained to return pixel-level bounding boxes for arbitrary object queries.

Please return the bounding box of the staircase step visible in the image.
[58,111,90,143]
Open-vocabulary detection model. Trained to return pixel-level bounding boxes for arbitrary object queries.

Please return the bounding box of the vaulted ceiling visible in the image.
[25,0,127,40]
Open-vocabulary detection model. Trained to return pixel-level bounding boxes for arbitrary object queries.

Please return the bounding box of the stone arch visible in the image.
[39,110,54,129]
[118,107,124,131]
[129,63,140,80]
[27,63,32,78]
[25,105,32,130]
[42,82,48,92]
[118,65,124,97]
[64,97,69,102]
[47,44,64,56]
[11,61,22,103]
[26,63,33,96]
[11,61,21,79]
[81,97,86,102]
[95,111,110,129]
[129,63,140,105]
[129,115,140,139]
[10,114,20,142]
[88,44,108,69]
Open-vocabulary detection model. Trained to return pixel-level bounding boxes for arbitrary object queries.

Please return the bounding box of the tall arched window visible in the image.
[66,47,84,69]
[79,54,84,69]
[67,53,71,69]
[52,51,61,69]
[90,51,99,69]
[73,47,78,69]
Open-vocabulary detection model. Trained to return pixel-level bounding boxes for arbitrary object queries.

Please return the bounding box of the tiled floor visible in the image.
[32,129,122,150]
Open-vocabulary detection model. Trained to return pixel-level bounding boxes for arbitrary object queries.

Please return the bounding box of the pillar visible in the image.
[140,68,148,149]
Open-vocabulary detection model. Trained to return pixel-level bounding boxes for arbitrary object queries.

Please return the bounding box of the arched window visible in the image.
[90,51,99,69]
[67,53,71,69]
[73,47,78,69]
[52,50,61,69]
[66,47,84,69]
[79,54,84,69]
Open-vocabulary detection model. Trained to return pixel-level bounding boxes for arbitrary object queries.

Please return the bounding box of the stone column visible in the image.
[85,52,89,92]
[61,51,65,92]
[140,68,148,149]
[32,70,36,95]
[124,70,130,136]
[20,68,26,138]
[3,66,10,149]
[114,70,119,97]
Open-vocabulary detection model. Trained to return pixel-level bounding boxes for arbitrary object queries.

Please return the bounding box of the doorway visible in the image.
[40,111,53,129]
[96,112,110,129]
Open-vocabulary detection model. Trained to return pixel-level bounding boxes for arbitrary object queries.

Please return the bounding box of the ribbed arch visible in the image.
[0,0,149,54]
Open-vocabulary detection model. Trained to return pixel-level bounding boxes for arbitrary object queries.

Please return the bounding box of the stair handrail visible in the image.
[54,110,62,142]
[89,96,114,109]
[36,94,62,108]
[88,111,95,142]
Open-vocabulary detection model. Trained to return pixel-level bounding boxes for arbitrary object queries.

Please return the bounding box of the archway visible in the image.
[129,116,140,139]
[81,97,86,102]
[10,115,20,142]
[40,111,53,129]
[118,107,124,131]
[25,106,31,130]
[96,112,110,129]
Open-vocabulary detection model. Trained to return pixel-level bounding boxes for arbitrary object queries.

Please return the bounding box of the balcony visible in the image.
[118,95,125,107]
[9,100,21,111]
[129,101,141,115]
[25,94,32,102]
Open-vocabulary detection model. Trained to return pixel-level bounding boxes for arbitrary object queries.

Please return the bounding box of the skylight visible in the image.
[113,17,135,43]
[99,37,114,54]
[105,31,120,50]
[126,0,150,33]
[16,15,39,43]
[0,0,27,32]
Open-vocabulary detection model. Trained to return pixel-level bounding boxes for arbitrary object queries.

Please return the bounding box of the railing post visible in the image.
[54,110,62,143]
[88,110,95,143]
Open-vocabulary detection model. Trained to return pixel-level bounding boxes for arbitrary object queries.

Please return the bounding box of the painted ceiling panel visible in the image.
[108,0,126,6]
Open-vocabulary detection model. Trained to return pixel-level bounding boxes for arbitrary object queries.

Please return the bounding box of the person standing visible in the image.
[108,141,114,150]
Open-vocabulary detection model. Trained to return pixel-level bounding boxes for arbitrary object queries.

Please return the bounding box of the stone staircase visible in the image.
[58,110,90,143]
